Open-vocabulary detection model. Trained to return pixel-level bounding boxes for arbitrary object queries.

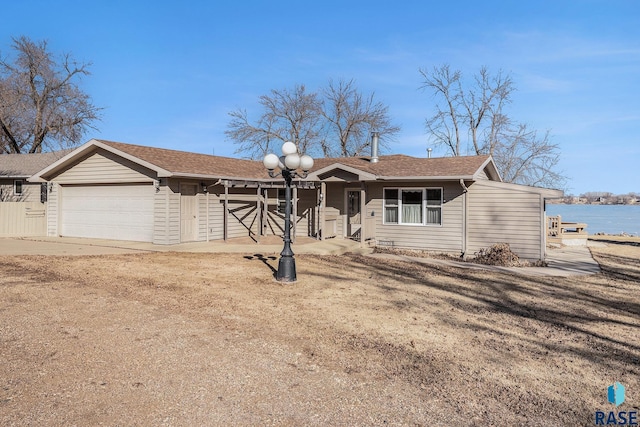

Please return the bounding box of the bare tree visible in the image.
[320,78,400,157]
[492,125,564,188]
[0,36,101,154]
[226,84,323,159]
[420,65,463,155]
[226,80,400,159]
[420,64,565,188]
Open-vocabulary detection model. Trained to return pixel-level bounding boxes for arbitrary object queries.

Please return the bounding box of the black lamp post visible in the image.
[263,142,314,282]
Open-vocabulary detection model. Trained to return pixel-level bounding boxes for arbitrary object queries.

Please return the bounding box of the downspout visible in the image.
[459,179,469,259]
[360,181,366,248]
[206,189,209,242]
[540,194,546,262]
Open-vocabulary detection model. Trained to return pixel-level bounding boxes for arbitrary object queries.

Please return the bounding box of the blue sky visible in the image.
[2,0,638,194]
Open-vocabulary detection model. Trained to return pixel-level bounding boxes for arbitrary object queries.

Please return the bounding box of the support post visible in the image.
[256,184,261,243]
[262,188,268,237]
[360,182,366,247]
[320,182,326,241]
[223,181,228,242]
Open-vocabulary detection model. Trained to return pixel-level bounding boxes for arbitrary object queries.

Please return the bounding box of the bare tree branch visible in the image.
[0,36,101,154]
[321,78,400,157]
[419,65,463,156]
[226,80,400,159]
[420,64,566,188]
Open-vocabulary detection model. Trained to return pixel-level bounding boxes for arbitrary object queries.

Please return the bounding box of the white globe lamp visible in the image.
[284,153,301,169]
[263,153,279,170]
[281,141,297,156]
[300,154,314,172]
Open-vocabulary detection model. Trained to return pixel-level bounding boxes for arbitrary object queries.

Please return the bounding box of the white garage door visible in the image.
[61,184,154,242]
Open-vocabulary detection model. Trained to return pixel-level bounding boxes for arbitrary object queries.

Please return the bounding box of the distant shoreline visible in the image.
[588,234,640,243]
[547,200,639,206]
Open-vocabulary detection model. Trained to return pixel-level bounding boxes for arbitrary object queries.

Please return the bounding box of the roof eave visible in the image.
[376,175,476,181]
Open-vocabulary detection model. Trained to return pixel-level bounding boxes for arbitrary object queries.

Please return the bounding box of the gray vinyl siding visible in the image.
[202,192,224,241]
[467,180,542,260]
[0,180,42,203]
[475,169,489,180]
[47,183,59,236]
[153,180,180,245]
[324,182,346,237]
[53,149,154,184]
[295,189,318,238]
[370,181,464,253]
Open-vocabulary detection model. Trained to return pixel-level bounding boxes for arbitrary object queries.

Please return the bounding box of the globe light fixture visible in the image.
[263,141,314,282]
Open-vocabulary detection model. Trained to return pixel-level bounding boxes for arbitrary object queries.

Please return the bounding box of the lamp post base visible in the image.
[276,255,297,282]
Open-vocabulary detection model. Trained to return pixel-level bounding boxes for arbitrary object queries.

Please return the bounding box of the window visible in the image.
[426,188,442,225]
[14,180,23,196]
[383,187,443,226]
[383,189,398,224]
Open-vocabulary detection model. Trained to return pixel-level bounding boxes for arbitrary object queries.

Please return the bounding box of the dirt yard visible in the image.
[1,240,639,426]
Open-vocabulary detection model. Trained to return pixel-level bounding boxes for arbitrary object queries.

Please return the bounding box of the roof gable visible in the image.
[310,154,500,181]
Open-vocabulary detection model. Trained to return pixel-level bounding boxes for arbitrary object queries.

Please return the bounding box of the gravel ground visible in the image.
[1,241,639,426]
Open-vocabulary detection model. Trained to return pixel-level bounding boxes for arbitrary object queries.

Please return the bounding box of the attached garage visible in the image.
[60,184,155,242]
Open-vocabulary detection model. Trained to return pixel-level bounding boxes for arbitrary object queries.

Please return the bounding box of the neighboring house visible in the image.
[30,139,563,260]
[0,151,70,202]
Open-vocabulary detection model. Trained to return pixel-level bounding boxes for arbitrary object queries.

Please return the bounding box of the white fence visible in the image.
[0,202,47,237]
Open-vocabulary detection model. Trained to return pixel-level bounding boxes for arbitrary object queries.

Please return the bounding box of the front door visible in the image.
[180,184,198,242]
[346,190,361,239]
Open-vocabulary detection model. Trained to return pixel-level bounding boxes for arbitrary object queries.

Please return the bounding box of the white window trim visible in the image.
[14,179,23,196]
[383,187,443,226]
[425,187,443,226]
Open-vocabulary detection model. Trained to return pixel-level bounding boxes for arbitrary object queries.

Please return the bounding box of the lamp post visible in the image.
[263,141,314,282]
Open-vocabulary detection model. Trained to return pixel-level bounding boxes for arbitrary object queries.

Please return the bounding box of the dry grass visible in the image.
[0,242,638,426]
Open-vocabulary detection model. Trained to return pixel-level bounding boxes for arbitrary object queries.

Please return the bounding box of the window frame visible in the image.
[425,187,443,226]
[14,179,23,196]
[382,187,443,226]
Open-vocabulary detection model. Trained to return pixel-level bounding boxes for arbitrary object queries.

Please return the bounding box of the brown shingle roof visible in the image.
[96,140,492,181]
[312,154,492,178]
[0,150,73,177]
[98,140,269,179]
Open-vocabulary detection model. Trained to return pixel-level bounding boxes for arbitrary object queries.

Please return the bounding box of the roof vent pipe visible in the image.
[370,131,380,163]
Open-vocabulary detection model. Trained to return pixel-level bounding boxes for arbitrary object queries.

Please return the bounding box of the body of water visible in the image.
[546,204,640,236]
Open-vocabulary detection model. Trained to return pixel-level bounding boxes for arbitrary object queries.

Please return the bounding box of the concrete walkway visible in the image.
[0,236,600,277]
